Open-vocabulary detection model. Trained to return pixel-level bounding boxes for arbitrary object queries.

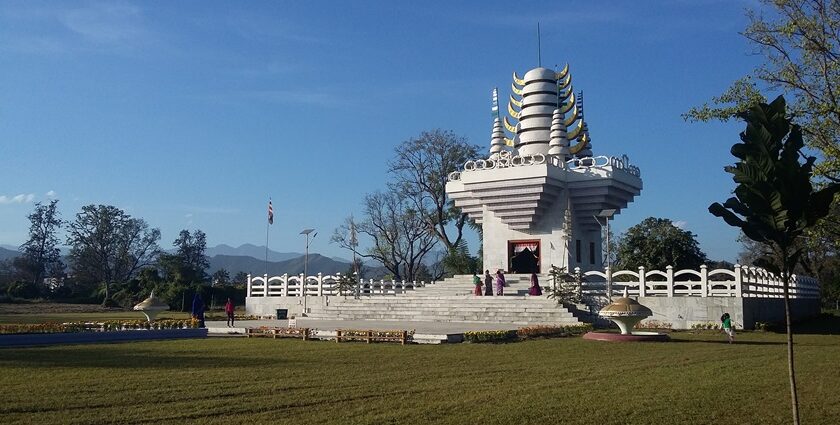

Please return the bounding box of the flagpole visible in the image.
[265,219,269,278]
[266,198,272,278]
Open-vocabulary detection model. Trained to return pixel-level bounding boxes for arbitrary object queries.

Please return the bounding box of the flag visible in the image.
[268,199,274,225]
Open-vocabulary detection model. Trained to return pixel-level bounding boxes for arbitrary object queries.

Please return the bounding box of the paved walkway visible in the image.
[206,319,517,334]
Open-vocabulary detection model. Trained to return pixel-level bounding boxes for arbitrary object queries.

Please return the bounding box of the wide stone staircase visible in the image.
[305,274,581,326]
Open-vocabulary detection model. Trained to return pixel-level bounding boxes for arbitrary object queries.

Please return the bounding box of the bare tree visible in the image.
[332,190,437,281]
[19,200,64,288]
[388,129,480,250]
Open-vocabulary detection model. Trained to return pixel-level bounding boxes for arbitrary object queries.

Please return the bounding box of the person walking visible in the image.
[473,272,483,296]
[484,270,494,296]
[495,270,506,296]
[225,298,235,327]
[191,293,206,328]
[528,272,542,296]
[721,312,735,344]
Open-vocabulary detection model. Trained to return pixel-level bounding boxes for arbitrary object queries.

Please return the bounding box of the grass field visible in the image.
[2,323,839,425]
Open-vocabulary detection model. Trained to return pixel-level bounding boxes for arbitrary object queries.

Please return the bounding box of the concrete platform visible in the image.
[206,319,519,344]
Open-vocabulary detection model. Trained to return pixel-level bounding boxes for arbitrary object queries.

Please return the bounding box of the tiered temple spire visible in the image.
[489,88,507,156]
[501,64,593,159]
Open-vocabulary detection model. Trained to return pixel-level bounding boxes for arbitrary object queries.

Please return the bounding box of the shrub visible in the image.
[517,324,593,339]
[690,322,721,331]
[635,320,673,330]
[463,330,517,343]
[545,265,584,305]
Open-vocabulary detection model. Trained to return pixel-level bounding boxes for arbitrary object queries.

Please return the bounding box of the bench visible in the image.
[246,327,309,340]
[334,329,412,345]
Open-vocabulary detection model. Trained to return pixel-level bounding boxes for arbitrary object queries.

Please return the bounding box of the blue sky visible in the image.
[0,0,765,262]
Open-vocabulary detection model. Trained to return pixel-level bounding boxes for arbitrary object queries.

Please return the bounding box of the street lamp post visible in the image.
[300,228,316,316]
[594,209,616,301]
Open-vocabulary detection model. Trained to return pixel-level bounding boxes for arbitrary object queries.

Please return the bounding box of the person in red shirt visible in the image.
[225,298,235,327]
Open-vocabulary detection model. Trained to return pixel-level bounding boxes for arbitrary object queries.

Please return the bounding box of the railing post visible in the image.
[666,266,674,297]
[700,264,708,297]
[638,267,646,297]
[282,274,289,296]
[300,273,305,296]
[317,273,323,296]
[264,273,269,297]
[247,273,252,297]
[734,264,743,297]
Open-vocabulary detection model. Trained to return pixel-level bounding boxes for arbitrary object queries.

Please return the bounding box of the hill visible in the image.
[208,253,352,276]
[205,244,301,262]
[0,247,20,262]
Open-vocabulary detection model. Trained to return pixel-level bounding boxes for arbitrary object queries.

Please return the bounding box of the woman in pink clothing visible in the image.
[495,270,506,296]
[224,298,235,327]
[528,272,542,296]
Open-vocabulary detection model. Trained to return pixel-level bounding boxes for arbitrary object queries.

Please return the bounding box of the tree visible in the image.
[19,200,64,291]
[441,240,478,277]
[684,0,840,182]
[66,205,161,305]
[614,217,708,271]
[232,271,249,286]
[332,190,438,281]
[388,129,481,250]
[212,268,230,286]
[708,96,840,425]
[160,229,209,285]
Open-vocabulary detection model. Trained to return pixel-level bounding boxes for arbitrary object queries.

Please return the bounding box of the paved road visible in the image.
[206,319,517,334]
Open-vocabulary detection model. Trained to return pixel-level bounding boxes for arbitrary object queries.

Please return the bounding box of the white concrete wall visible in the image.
[246,296,333,318]
[639,297,744,329]
[638,296,821,329]
[481,192,602,274]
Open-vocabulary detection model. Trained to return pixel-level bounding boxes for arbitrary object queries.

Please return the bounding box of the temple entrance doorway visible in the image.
[508,240,540,274]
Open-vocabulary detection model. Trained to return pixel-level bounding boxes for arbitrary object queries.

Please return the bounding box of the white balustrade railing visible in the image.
[247,272,434,298]
[563,264,820,299]
[448,152,641,182]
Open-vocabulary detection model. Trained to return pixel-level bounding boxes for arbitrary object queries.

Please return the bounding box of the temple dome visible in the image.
[523,67,556,80]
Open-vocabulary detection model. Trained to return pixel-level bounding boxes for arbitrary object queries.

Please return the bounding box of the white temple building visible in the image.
[446,65,642,274]
[244,61,820,332]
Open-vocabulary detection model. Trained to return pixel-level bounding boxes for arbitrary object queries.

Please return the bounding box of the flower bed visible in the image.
[516,324,593,339]
[0,319,198,335]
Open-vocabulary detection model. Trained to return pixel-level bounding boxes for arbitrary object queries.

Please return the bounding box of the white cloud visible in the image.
[0,193,36,204]
[0,1,150,54]
[45,190,57,198]
[673,220,688,229]
[59,1,145,45]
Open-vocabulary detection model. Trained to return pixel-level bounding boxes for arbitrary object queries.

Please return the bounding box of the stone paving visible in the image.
[206,318,517,334]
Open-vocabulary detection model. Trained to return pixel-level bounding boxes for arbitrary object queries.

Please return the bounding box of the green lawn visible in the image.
[0,311,192,324]
[1,329,839,424]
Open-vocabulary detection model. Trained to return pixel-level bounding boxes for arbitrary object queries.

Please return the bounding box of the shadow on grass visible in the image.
[0,345,309,369]
[669,338,786,346]
[791,313,840,335]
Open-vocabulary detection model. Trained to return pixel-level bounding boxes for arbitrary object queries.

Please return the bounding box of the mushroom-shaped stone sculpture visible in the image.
[598,288,652,335]
[133,291,169,322]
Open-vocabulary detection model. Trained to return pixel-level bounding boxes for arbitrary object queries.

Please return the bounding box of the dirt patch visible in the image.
[0,303,123,315]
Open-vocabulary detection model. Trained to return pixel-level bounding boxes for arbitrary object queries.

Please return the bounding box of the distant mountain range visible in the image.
[0,247,19,262]
[205,243,302,262]
[0,244,364,277]
[209,253,352,276]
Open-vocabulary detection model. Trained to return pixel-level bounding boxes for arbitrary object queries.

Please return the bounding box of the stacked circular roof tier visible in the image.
[515,67,557,156]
